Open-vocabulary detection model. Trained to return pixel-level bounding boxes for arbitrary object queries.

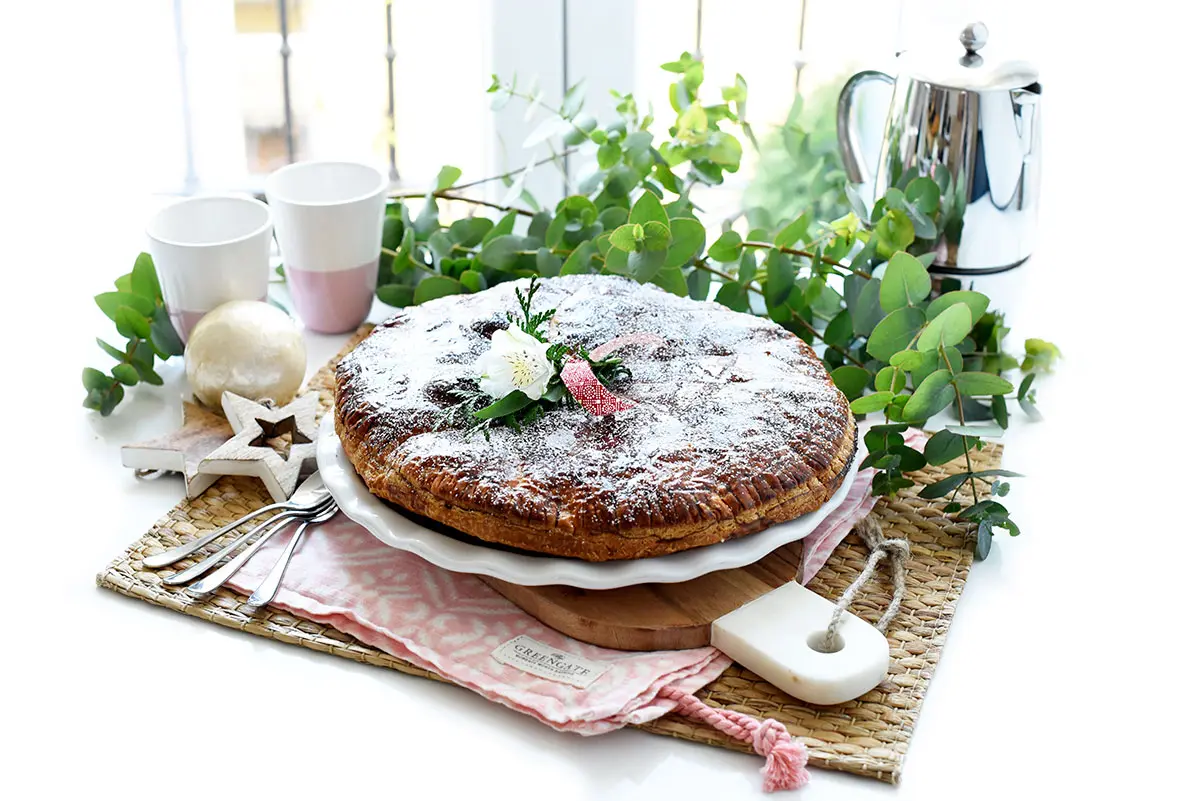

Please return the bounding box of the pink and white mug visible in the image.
[146,194,273,341]
[265,161,387,334]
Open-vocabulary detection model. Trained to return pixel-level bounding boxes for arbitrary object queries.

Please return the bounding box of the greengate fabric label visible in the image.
[491,635,611,689]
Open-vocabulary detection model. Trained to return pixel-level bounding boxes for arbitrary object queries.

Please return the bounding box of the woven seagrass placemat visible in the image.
[97,326,1001,784]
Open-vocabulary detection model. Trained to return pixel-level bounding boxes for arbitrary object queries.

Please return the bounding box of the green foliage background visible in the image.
[84,57,1058,558]
[741,77,850,231]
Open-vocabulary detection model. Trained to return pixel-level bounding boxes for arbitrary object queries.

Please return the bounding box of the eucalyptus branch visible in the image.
[941,344,980,507]
[90,337,150,403]
[389,191,536,217]
[499,83,592,138]
[784,308,865,368]
[447,149,579,192]
[693,260,865,367]
[81,253,182,415]
[739,240,872,280]
[691,260,753,290]
[381,246,435,273]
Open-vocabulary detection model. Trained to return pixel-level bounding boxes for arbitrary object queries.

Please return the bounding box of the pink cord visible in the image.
[659,686,811,793]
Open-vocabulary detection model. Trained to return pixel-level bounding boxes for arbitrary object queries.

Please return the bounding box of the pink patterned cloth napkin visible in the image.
[225,518,729,734]
[221,435,893,735]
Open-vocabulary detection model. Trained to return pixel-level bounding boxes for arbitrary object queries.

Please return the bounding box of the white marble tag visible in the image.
[712,582,890,705]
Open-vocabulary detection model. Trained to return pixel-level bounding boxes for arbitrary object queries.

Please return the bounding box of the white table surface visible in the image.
[2,4,1193,799]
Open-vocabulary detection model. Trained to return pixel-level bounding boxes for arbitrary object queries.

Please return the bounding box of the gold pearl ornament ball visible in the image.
[184,301,307,408]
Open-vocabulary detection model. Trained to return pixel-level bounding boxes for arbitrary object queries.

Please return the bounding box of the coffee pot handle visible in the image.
[836,70,894,187]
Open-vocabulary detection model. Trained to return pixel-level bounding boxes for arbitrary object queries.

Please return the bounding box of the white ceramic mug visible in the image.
[146,194,273,342]
[265,161,387,334]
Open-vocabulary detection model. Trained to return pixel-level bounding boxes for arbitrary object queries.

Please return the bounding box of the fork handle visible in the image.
[185,516,298,595]
[246,520,311,609]
[142,502,286,568]
[163,509,297,586]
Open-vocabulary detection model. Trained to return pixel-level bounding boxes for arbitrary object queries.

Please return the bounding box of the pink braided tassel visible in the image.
[659,686,810,792]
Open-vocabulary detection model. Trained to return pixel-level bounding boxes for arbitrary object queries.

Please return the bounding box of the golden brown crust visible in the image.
[334,275,856,561]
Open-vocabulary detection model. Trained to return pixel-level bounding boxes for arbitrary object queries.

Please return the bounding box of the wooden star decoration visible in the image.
[120,401,234,498]
[198,392,320,502]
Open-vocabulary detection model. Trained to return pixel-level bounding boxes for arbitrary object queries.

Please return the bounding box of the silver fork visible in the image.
[162,501,336,587]
[246,503,340,609]
[180,500,335,593]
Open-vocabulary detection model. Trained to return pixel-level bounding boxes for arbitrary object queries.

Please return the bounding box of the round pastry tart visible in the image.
[334,274,856,562]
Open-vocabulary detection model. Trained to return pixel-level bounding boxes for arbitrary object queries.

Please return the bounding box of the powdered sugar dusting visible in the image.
[337,275,851,534]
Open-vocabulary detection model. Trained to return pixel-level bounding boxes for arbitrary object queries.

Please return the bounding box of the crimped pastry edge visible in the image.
[334,408,858,562]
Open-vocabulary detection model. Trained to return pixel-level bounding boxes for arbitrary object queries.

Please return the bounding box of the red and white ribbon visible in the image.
[561,333,665,416]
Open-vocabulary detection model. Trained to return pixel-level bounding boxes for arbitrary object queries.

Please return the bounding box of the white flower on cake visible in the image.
[440,277,638,435]
[477,326,553,400]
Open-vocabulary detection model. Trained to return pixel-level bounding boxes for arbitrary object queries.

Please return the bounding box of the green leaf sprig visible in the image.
[82,253,183,415]
[436,277,631,439]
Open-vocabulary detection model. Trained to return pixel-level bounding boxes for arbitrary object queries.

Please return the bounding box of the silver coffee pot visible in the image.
[837,22,1041,274]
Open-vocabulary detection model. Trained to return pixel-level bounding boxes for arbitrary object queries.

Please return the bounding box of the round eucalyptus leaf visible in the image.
[765,249,796,308]
[478,235,526,270]
[629,191,669,227]
[376,283,414,308]
[82,367,110,392]
[831,365,870,399]
[875,365,903,393]
[707,230,742,262]
[953,371,1014,397]
[849,391,893,415]
[866,307,925,361]
[651,266,688,297]
[974,521,993,560]
[609,224,640,253]
[460,269,488,293]
[96,291,155,320]
[413,275,463,304]
[823,310,853,348]
[664,218,706,269]
[905,176,940,214]
[641,221,671,251]
[130,253,162,301]
[112,363,140,386]
[922,429,978,466]
[686,266,712,301]
[714,280,749,312]
[903,368,955,421]
[917,302,973,351]
[927,290,989,324]
[879,252,931,312]
[560,241,597,276]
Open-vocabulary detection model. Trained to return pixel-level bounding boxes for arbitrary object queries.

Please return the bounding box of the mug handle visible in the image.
[836,70,895,187]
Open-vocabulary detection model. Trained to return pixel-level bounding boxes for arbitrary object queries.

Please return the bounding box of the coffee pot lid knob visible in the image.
[899,20,1036,91]
[959,22,988,55]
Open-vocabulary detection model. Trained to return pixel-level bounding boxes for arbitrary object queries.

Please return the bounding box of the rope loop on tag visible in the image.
[659,685,810,793]
[821,516,909,653]
[133,468,168,480]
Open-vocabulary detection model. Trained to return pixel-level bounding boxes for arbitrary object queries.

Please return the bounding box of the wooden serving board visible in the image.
[479,540,804,651]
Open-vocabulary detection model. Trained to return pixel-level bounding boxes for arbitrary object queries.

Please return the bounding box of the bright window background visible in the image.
[172,0,489,192]
[75,0,1042,211]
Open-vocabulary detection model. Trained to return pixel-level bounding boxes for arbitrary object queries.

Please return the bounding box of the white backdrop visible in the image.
[0,2,1195,799]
